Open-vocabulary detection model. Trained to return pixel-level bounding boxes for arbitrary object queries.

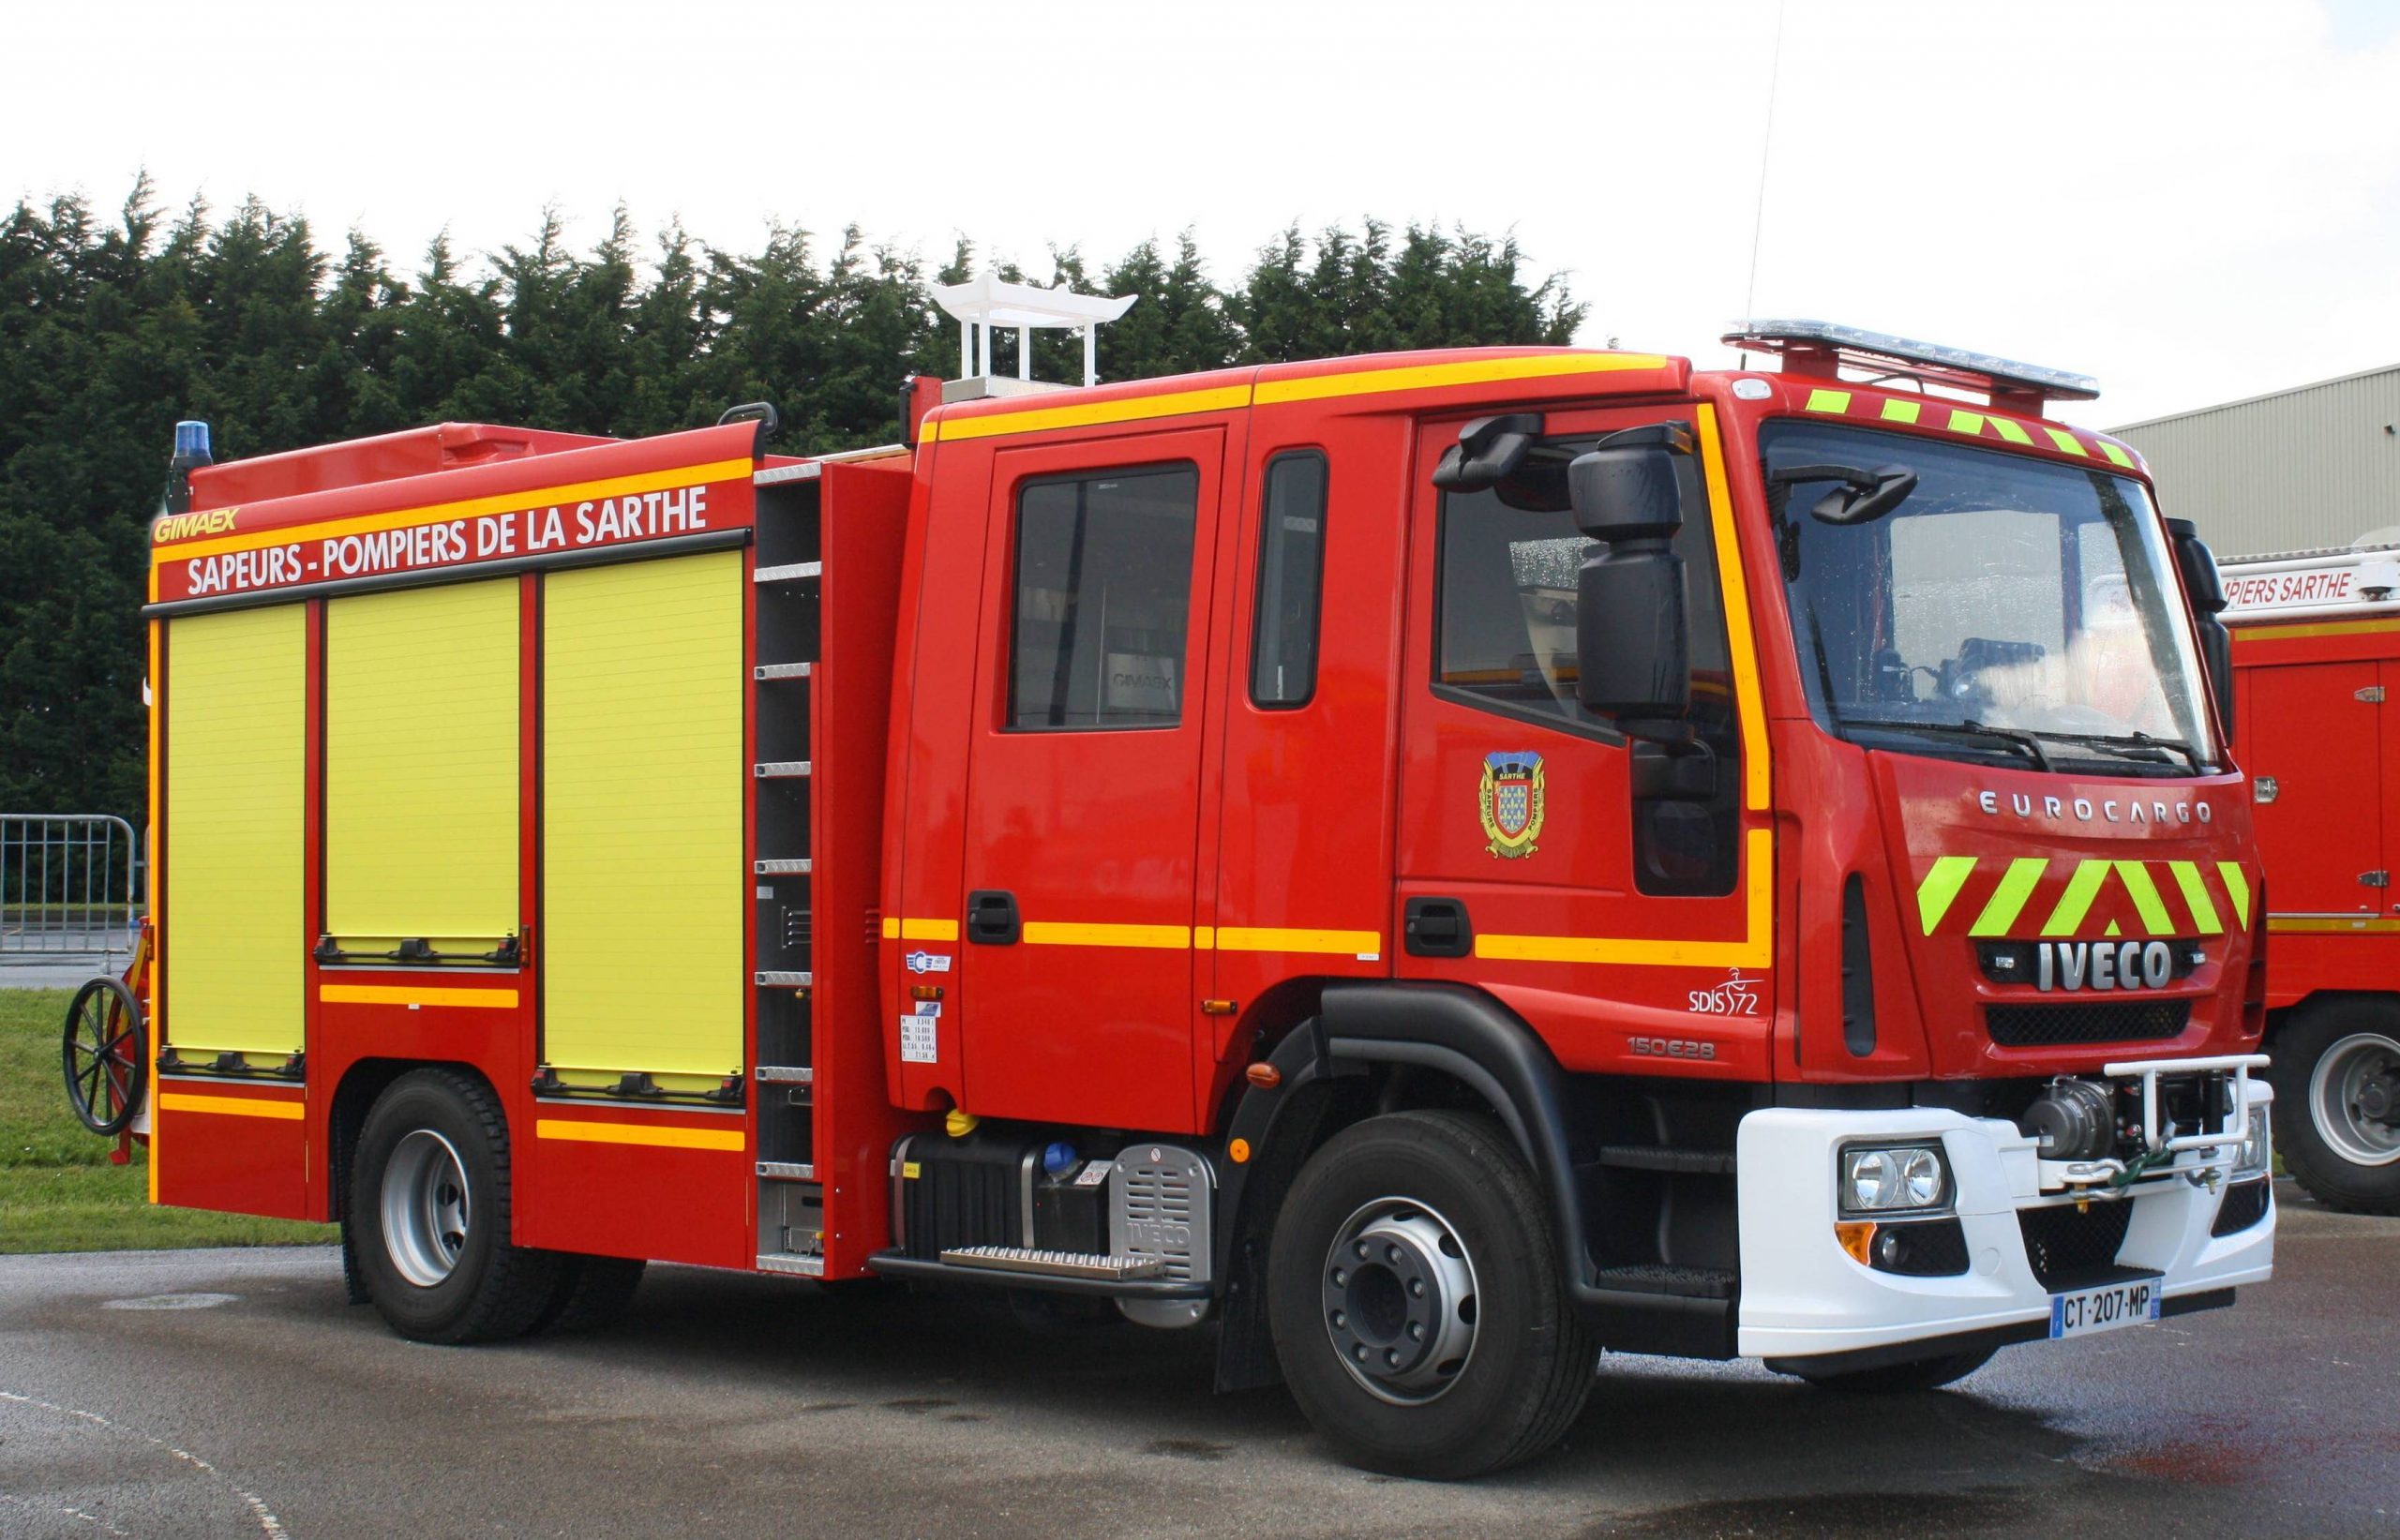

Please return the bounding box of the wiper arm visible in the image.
[2025,729,2202,770]
[1842,716,2053,771]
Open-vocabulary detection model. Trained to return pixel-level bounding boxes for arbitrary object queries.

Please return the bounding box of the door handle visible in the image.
[1403,896,1473,958]
[967,890,1021,945]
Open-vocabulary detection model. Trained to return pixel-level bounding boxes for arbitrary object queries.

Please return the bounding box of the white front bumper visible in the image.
[1734,1103,2274,1361]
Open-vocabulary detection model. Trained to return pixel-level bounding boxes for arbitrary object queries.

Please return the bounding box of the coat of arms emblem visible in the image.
[1478,751,1546,859]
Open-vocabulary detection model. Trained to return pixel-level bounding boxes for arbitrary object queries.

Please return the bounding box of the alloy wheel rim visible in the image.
[382,1129,471,1286]
[2309,1031,2400,1167]
[1319,1197,1480,1405]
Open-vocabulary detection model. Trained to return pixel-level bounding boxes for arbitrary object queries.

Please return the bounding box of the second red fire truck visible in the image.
[97,312,2275,1476]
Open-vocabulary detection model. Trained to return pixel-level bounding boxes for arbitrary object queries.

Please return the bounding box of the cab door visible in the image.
[954,431,1224,1132]
[1392,404,1769,1070]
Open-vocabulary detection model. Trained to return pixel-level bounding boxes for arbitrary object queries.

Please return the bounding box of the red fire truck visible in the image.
[2219,542,2400,1213]
[81,316,2277,1476]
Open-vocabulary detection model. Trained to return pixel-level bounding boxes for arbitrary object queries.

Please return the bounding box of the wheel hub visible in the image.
[1321,1200,1478,1405]
[2311,1032,2400,1167]
[382,1129,472,1287]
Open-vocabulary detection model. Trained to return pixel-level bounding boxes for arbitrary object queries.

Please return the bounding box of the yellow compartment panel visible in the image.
[165,606,306,1057]
[325,580,519,945]
[542,553,743,1077]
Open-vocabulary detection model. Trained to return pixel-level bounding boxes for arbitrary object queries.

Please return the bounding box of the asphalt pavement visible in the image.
[0,1180,2390,1539]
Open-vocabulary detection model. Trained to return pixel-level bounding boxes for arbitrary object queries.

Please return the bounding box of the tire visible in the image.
[532,1254,647,1336]
[1787,1345,1997,1394]
[2269,1000,2400,1216]
[351,1069,564,1343]
[61,976,145,1137]
[1267,1111,1595,1479]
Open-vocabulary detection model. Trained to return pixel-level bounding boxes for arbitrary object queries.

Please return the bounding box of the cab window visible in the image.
[1009,464,1198,729]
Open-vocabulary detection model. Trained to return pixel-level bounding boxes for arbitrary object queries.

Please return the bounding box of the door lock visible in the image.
[1403,896,1474,958]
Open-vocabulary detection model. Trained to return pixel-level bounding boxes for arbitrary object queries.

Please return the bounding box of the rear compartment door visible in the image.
[953,431,1223,1132]
[2242,659,2383,918]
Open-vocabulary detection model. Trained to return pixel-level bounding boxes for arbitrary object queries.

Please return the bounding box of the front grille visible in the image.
[2018,1200,2135,1290]
[2211,1178,2272,1236]
[1987,998,2190,1047]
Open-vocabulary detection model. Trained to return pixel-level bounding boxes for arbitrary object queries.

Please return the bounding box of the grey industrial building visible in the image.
[2108,363,2400,559]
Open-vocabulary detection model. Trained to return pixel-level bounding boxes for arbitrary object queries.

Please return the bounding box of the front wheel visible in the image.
[1267,1111,1594,1479]
[352,1069,563,1343]
[2271,1001,2400,1216]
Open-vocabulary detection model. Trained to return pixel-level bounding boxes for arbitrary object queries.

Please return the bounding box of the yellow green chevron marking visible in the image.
[2098,440,2136,468]
[1916,855,1979,935]
[1969,858,2049,936]
[2041,860,2111,936]
[1806,388,1852,414]
[2168,860,2223,935]
[2217,861,2251,928]
[1945,408,1986,436]
[2044,426,2089,456]
[1989,416,2034,445]
[2113,860,2176,934]
[1880,398,1922,424]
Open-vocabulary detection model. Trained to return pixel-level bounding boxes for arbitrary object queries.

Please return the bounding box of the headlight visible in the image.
[1839,1143,1950,1215]
[2234,1105,2271,1178]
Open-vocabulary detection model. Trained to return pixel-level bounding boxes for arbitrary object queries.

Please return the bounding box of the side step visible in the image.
[940,1246,1162,1281]
[868,1247,1211,1300]
[1588,1263,1736,1300]
[1593,1144,1738,1176]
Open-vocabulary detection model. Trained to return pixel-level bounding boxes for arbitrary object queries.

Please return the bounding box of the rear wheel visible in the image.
[2271,1000,2400,1216]
[1267,1111,1594,1478]
[1786,1345,1997,1393]
[352,1069,563,1343]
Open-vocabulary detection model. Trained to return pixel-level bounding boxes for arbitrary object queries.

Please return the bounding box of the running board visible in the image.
[867,1248,1211,1300]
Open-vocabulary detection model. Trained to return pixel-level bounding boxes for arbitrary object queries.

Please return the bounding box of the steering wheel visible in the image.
[62,975,146,1136]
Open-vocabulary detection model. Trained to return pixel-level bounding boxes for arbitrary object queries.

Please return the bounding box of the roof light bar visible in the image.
[1723,319,2099,409]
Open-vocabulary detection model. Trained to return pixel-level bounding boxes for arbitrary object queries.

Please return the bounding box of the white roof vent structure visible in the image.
[930,273,1136,401]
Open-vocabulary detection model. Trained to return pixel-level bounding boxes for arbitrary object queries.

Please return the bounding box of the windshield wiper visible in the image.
[2023,729,2202,771]
[1842,717,2053,771]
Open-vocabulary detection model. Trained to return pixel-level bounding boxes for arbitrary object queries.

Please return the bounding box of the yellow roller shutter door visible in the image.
[543,552,743,1081]
[165,606,306,1060]
[325,580,520,949]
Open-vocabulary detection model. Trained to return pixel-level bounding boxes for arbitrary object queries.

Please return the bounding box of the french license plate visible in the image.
[2048,1278,2161,1339]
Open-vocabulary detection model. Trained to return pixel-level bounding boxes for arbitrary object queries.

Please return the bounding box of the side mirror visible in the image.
[2166,517,2234,737]
[1432,413,1545,494]
[1568,423,1694,740]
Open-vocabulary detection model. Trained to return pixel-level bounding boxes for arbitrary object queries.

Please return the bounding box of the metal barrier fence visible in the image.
[0,815,142,964]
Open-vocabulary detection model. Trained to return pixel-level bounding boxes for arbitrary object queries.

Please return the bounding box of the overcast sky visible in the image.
[9,0,2397,427]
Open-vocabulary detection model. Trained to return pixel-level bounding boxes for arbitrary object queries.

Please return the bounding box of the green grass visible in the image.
[2,988,334,1253]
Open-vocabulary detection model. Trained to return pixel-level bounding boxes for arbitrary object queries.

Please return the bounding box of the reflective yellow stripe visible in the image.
[2044,426,2090,456]
[2042,860,2111,935]
[1020,921,1192,949]
[2113,860,2175,934]
[1476,829,1773,968]
[1879,398,1921,424]
[880,917,900,939]
[535,1118,745,1152]
[2218,862,2252,929]
[899,918,959,942]
[1988,416,2033,445]
[158,1092,304,1122]
[1253,352,1672,406]
[1968,858,2048,936]
[2230,618,2400,642]
[157,457,755,563]
[1916,855,1979,934]
[1945,409,1986,436]
[2097,441,2137,468]
[1214,926,1382,955]
[2167,860,2224,935]
[321,983,520,1009]
[1804,388,1852,414]
[2268,915,2400,934]
[1696,405,1772,812]
[927,383,1249,443]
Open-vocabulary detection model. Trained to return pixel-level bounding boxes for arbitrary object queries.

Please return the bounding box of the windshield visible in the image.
[1762,420,2217,773]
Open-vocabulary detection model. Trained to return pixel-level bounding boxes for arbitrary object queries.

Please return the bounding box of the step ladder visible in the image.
[752,462,825,1277]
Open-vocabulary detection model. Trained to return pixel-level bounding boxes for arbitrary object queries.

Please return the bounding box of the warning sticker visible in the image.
[900,1013,938,1064]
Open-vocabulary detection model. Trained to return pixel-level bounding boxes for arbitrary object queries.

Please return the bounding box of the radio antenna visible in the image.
[1740,1,1788,366]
